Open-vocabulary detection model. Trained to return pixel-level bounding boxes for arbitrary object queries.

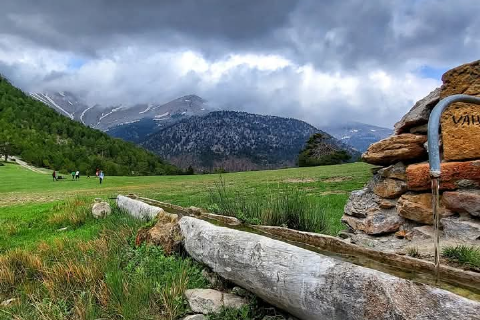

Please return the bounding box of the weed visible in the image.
[442,245,480,269]
[406,247,420,258]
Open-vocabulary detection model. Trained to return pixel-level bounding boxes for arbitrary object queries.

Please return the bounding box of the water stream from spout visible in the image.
[431,177,441,281]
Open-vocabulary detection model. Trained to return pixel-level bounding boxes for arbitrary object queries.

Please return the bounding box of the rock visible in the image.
[394,88,441,134]
[361,134,427,165]
[183,315,206,320]
[406,161,480,191]
[342,208,404,235]
[135,211,182,254]
[377,162,407,180]
[440,60,480,161]
[92,201,111,219]
[409,124,428,134]
[223,293,248,309]
[116,195,163,220]
[184,289,247,315]
[344,188,380,218]
[410,226,434,240]
[443,190,480,217]
[396,193,454,224]
[1,298,19,306]
[378,198,397,209]
[185,289,224,314]
[442,217,480,241]
[343,188,404,234]
[180,217,480,320]
[372,177,407,199]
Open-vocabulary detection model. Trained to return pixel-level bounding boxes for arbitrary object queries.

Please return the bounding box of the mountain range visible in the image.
[141,111,358,171]
[30,90,390,171]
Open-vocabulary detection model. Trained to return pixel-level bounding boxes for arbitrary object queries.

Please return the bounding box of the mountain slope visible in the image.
[0,76,180,175]
[141,111,358,172]
[322,122,392,152]
[30,92,214,133]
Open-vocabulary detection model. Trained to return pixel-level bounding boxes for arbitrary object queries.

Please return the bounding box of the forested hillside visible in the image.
[141,111,356,172]
[0,76,180,175]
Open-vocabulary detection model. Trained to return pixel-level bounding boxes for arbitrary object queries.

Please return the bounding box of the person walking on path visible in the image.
[75,170,80,180]
[52,170,57,182]
[99,170,104,185]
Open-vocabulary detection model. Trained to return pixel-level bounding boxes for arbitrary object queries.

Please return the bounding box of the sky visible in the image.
[0,0,479,129]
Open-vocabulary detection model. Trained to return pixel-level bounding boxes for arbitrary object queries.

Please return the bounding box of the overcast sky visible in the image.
[1,0,479,128]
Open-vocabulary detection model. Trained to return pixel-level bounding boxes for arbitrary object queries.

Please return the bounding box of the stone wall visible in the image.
[342,60,480,244]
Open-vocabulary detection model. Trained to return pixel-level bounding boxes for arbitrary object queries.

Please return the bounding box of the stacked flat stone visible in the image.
[342,60,480,242]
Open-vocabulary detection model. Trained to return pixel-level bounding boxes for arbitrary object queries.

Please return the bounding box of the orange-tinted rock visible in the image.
[362,134,427,165]
[396,193,454,225]
[372,177,407,199]
[442,190,480,217]
[406,161,480,191]
[440,60,480,161]
[378,198,397,209]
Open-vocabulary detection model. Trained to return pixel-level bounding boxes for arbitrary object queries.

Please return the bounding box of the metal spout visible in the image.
[427,94,480,175]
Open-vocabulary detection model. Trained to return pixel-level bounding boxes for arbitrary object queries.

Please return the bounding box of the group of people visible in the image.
[52,169,105,184]
[71,170,80,180]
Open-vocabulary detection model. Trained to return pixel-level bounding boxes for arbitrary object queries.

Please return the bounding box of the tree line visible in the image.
[0,76,181,176]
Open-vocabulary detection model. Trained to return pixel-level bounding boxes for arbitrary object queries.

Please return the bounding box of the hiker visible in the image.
[75,170,80,180]
[71,171,76,180]
[99,170,104,184]
[52,170,57,182]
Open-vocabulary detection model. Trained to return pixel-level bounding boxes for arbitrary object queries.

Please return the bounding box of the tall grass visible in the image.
[0,202,208,320]
[208,177,329,234]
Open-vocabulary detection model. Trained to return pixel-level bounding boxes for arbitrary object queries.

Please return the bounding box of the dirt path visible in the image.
[7,156,49,174]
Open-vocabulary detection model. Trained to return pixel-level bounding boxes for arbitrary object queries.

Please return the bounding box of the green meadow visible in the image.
[0,162,372,319]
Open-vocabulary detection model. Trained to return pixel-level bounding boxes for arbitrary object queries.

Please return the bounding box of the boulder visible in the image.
[135,211,182,255]
[179,217,480,320]
[184,289,247,315]
[394,88,441,134]
[443,190,480,217]
[342,208,404,235]
[371,177,407,199]
[406,161,480,191]
[116,195,163,220]
[396,193,454,224]
[440,60,480,161]
[344,188,380,219]
[442,217,480,241]
[92,201,111,219]
[377,162,407,181]
[362,134,427,165]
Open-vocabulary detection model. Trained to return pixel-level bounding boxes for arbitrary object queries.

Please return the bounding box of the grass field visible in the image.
[0,161,372,319]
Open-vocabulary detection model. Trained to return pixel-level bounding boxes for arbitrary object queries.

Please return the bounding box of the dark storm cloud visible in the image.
[0,0,296,57]
[0,0,479,128]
